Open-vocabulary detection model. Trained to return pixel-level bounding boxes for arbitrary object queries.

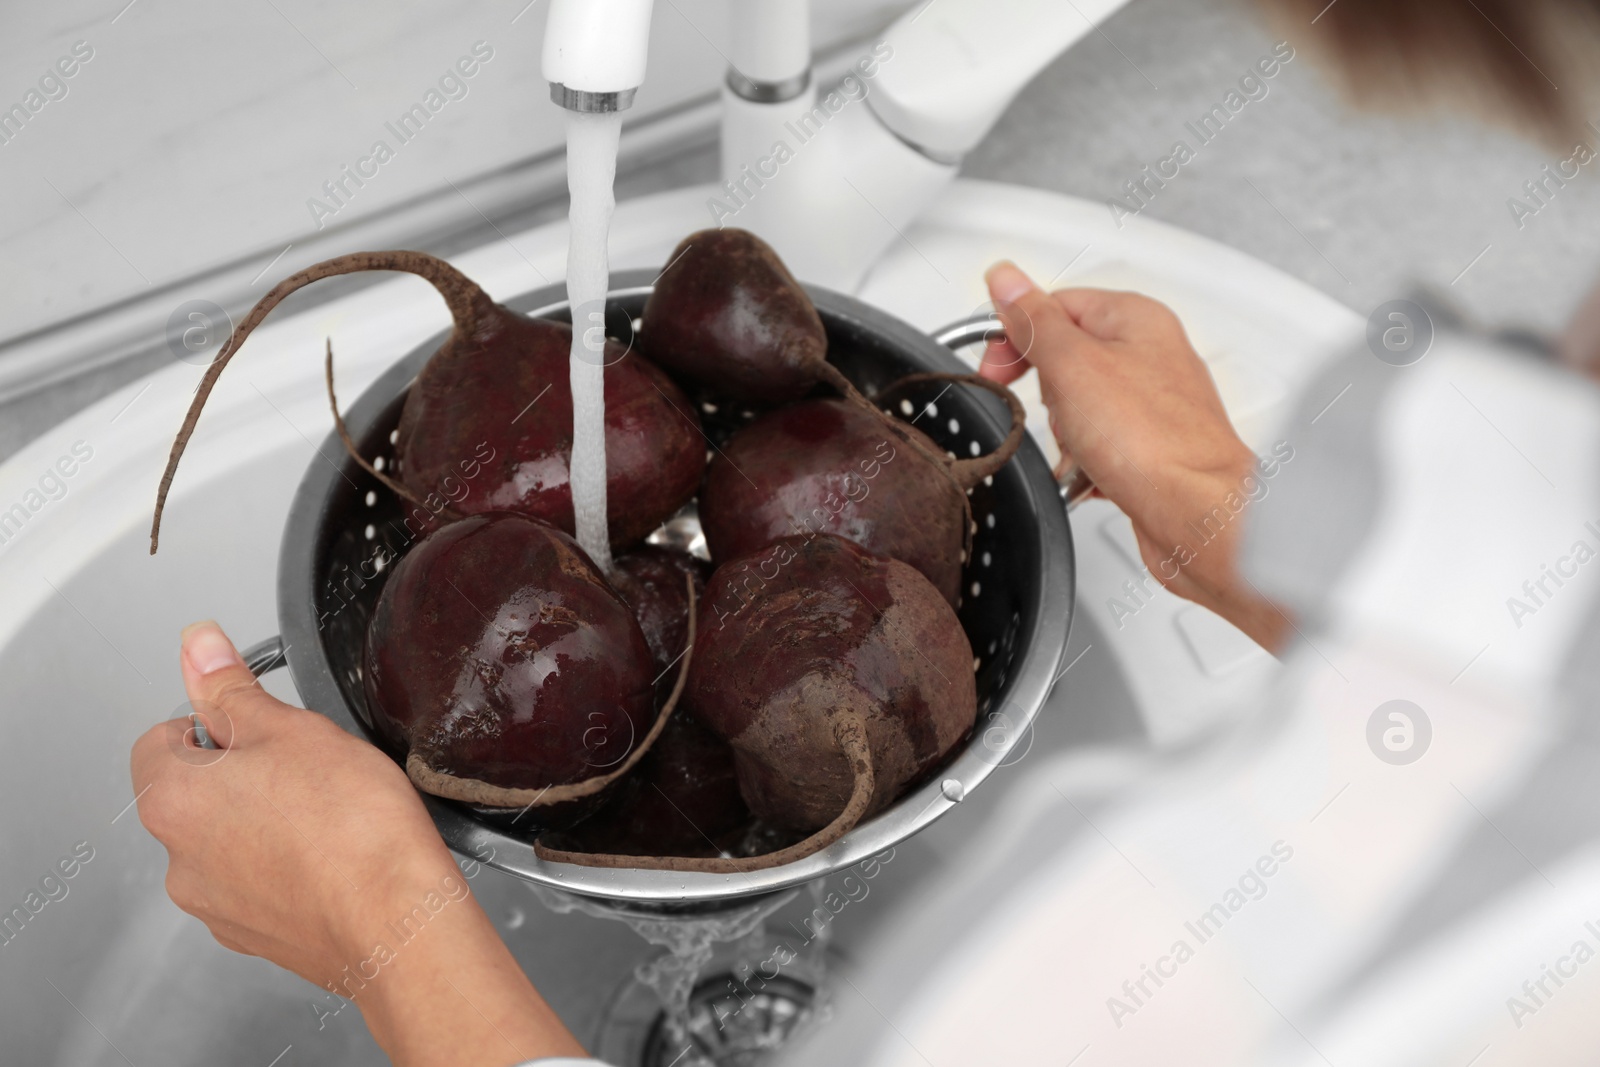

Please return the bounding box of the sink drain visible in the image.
[641,973,817,1067]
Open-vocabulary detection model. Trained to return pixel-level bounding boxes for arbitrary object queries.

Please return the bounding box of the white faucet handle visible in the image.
[542,0,656,103]
[871,0,1134,159]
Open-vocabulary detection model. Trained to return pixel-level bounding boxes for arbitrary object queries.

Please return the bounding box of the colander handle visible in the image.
[933,312,1096,509]
[242,636,289,676]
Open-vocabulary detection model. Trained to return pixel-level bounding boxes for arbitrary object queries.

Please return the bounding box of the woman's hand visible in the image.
[132,621,586,1067]
[980,262,1290,651]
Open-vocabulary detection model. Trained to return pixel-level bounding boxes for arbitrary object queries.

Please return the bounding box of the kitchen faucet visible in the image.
[543,0,1133,289]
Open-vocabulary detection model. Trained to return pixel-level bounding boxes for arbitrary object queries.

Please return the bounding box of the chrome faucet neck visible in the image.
[549,83,637,113]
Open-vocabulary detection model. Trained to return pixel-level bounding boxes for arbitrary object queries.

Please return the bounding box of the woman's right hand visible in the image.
[979,262,1290,651]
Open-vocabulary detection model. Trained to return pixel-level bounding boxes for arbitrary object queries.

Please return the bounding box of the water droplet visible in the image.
[941,778,965,802]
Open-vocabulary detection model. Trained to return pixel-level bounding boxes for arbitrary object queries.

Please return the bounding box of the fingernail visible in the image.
[181,620,241,676]
[985,260,1037,305]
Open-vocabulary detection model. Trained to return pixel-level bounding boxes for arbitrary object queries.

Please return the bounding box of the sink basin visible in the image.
[0,178,1357,1064]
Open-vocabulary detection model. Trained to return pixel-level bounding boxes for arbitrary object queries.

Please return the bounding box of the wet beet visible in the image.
[397,315,704,547]
[539,544,747,857]
[699,397,971,605]
[608,544,708,692]
[542,713,750,858]
[640,228,836,406]
[688,534,976,833]
[363,512,658,813]
[151,251,703,554]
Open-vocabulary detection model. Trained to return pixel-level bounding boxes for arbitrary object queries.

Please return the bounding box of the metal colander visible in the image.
[249,269,1075,907]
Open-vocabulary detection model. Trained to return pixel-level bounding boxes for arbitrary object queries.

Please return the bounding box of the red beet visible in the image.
[608,544,708,691]
[699,379,1024,605]
[640,228,844,406]
[539,713,750,859]
[363,512,669,816]
[151,251,704,554]
[538,545,746,856]
[397,316,704,547]
[690,534,976,833]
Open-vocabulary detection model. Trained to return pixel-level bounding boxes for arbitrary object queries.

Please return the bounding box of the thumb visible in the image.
[981,261,1091,386]
[180,621,279,748]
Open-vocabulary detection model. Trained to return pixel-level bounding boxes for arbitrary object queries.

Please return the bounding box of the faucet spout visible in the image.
[542,0,656,113]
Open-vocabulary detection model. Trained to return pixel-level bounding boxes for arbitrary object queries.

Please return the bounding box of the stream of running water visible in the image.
[563,109,623,572]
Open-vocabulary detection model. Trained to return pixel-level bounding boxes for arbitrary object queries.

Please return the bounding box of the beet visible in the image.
[538,713,750,859]
[150,251,704,554]
[363,512,684,820]
[640,228,847,406]
[608,544,708,693]
[692,534,975,832]
[397,316,703,547]
[699,376,1025,605]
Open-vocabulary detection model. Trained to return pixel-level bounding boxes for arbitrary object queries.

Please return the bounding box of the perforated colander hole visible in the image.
[925,402,939,418]
[389,430,399,445]
[373,455,386,472]
[701,401,719,414]
[983,475,993,486]
[982,552,991,567]
[945,450,956,461]
[972,657,981,672]
[373,554,387,573]
[970,582,982,598]
[899,399,914,416]
[985,513,996,529]
[631,317,643,332]
[364,524,376,540]
[947,418,960,434]
[968,440,981,456]
[365,491,377,507]
[988,639,997,654]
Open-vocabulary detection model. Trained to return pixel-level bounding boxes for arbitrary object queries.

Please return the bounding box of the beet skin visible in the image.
[364,513,657,794]
[608,544,708,688]
[398,313,704,547]
[687,534,976,833]
[640,228,828,406]
[700,397,968,605]
[543,712,750,858]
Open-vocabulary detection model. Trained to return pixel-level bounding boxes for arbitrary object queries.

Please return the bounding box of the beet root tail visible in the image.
[149,250,496,554]
[534,708,877,874]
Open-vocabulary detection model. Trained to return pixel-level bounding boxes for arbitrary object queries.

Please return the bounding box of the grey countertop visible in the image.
[5,0,1596,462]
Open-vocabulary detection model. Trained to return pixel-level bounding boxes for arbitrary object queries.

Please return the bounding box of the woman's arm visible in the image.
[980,262,1292,651]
